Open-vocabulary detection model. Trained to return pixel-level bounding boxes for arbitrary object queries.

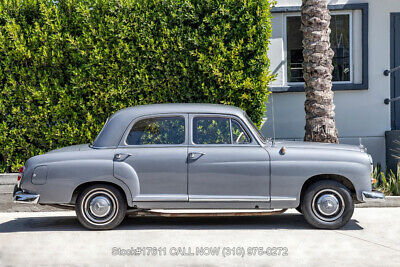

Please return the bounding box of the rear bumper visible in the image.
[13,185,40,204]
[362,190,385,202]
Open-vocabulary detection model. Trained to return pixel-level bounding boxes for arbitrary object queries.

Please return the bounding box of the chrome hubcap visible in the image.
[82,189,118,225]
[317,194,339,216]
[89,196,111,217]
[312,189,345,222]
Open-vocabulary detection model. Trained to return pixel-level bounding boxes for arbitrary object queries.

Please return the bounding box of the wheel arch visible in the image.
[70,180,133,207]
[298,174,357,207]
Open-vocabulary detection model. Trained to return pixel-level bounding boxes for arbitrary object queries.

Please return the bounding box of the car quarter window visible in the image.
[192,116,251,145]
[231,119,251,144]
[126,116,185,145]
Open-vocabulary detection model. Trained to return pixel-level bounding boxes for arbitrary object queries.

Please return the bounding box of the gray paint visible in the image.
[93,104,246,148]
[114,113,190,201]
[270,3,369,93]
[186,113,271,201]
[267,140,372,208]
[31,166,47,185]
[16,104,375,210]
[21,148,133,205]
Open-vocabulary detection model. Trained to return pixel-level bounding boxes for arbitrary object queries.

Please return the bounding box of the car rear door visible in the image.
[113,114,188,201]
[187,114,270,203]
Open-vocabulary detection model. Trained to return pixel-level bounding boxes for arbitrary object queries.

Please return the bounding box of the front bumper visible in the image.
[13,185,40,204]
[362,190,385,202]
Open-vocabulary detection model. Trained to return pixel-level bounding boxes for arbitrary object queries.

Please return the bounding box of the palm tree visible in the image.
[301,0,339,143]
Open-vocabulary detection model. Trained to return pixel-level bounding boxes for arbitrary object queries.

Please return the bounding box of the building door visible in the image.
[386,13,400,172]
[391,13,400,129]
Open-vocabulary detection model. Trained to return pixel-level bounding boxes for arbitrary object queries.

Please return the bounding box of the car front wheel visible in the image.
[75,184,126,230]
[301,180,354,229]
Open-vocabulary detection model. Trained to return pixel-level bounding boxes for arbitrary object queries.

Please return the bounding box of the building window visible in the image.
[286,13,351,83]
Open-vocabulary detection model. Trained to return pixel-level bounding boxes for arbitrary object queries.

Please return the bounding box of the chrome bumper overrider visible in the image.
[362,190,385,202]
[13,186,40,204]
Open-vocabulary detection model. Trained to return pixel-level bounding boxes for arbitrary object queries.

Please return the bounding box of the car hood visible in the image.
[47,144,91,153]
[274,140,363,152]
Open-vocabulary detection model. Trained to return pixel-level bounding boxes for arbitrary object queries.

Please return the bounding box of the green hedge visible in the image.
[0,0,274,172]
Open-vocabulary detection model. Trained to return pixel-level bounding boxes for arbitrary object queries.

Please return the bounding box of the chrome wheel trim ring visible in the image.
[312,189,345,222]
[81,188,119,226]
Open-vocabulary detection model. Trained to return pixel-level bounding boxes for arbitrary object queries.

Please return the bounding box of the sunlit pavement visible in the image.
[0,208,399,266]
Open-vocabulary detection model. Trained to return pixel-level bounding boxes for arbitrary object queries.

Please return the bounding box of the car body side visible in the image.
[18,104,373,209]
[267,144,372,208]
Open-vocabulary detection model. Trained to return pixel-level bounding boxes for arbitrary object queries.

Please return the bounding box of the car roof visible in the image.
[93,103,246,148]
[111,103,245,118]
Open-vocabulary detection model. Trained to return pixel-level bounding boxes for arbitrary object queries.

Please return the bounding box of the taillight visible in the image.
[17,167,23,182]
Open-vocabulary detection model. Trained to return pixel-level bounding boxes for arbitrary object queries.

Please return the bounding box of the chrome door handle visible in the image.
[188,152,206,160]
[114,153,132,161]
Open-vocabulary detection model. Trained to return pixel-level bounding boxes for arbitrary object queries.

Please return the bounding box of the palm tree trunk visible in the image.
[301,0,339,143]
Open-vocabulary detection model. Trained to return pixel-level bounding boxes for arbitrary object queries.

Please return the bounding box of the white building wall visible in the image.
[262,0,400,166]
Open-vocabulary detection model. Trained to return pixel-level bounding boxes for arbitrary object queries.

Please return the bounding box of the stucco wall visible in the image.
[262,0,400,166]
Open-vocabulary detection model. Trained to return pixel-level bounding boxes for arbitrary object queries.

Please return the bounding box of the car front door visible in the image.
[113,114,188,201]
[188,114,270,203]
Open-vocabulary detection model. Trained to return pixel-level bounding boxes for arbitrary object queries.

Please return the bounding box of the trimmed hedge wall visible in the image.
[0,0,274,172]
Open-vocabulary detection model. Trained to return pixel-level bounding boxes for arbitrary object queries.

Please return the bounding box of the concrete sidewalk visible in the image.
[0,208,399,266]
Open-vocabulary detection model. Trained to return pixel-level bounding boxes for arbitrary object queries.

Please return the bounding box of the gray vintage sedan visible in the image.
[13,104,384,229]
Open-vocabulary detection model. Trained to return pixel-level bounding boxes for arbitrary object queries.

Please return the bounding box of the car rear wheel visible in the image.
[75,184,126,230]
[301,180,354,229]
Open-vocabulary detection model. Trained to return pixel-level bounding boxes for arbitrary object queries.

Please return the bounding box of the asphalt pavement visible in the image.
[0,208,399,266]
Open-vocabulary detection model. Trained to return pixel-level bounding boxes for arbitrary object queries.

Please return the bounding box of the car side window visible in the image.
[126,116,185,145]
[193,117,231,144]
[231,119,251,144]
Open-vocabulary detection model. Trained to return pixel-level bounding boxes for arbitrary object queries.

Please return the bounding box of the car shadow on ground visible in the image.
[0,213,363,232]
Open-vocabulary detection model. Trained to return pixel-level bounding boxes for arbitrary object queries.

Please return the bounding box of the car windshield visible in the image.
[245,113,266,143]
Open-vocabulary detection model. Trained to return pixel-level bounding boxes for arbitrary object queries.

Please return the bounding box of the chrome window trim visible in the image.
[189,114,258,147]
[119,113,189,147]
[231,118,251,144]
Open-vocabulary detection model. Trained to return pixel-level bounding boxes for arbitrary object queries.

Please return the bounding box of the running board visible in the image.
[127,209,288,217]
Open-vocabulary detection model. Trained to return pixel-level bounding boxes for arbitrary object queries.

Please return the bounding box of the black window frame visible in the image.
[270,3,369,93]
[286,13,352,84]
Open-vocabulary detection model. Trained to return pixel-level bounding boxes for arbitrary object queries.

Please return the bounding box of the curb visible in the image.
[0,173,17,185]
[356,196,400,208]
